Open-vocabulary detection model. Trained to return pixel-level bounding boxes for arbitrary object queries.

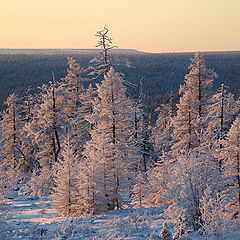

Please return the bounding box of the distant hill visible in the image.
[0,49,142,55]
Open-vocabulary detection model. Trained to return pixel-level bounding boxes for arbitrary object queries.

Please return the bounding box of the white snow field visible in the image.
[6,195,166,239]
[0,194,235,240]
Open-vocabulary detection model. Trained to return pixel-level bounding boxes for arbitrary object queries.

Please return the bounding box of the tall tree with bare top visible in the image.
[89,25,116,77]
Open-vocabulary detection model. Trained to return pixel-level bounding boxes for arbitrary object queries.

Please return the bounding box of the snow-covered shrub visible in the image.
[0,201,14,239]
[54,218,76,240]
[54,217,94,240]
[107,217,123,228]
[129,211,151,231]
[159,223,172,240]
[200,186,238,240]
[51,135,82,217]
[147,233,163,240]
[92,232,122,240]
[132,171,148,208]
[19,226,49,240]
[163,150,221,233]
[106,217,133,237]
[106,210,152,238]
[26,168,54,198]
[165,206,187,239]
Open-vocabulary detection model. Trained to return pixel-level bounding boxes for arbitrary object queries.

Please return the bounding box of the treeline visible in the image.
[0,51,240,119]
[0,49,240,238]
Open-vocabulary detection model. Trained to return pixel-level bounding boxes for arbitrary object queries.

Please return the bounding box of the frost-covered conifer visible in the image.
[132,101,154,172]
[83,67,137,212]
[163,149,219,231]
[153,95,175,158]
[26,81,64,196]
[76,83,95,150]
[61,57,86,121]
[1,94,20,169]
[172,90,197,153]
[222,117,240,217]
[206,84,238,170]
[61,58,93,157]
[0,94,23,184]
[18,93,37,173]
[172,53,216,154]
[200,185,236,240]
[33,81,63,168]
[132,171,147,208]
[51,135,80,216]
[138,116,155,172]
[145,157,171,207]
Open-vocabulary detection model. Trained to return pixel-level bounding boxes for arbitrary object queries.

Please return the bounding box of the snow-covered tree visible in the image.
[26,81,64,196]
[132,99,154,172]
[83,67,137,212]
[61,57,86,121]
[75,83,95,153]
[153,92,175,158]
[60,57,90,156]
[33,81,63,168]
[81,83,95,131]
[172,90,197,153]
[137,115,155,172]
[0,93,23,184]
[172,52,216,154]
[145,157,172,208]
[163,149,220,232]
[1,94,19,169]
[206,84,238,170]
[18,92,37,173]
[200,185,237,240]
[222,117,240,217]
[184,52,216,119]
[132,171,147,208]
[51,135,80,216]
[89,25,116,77]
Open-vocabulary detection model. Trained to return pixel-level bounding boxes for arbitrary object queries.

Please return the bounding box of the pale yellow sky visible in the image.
[0,0,239,53]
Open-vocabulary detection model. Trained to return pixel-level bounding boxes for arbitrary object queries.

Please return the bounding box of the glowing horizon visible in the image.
[0,0,239,53]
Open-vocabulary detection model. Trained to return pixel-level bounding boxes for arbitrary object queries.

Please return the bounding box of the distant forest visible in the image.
[0,52,240,120]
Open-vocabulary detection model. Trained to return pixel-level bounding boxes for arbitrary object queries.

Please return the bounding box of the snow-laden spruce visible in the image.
[61,57,92,156]
[51,135,82,216]
[82,67,139,213]
[222,117,240,217]
[0,93,24,186]
[152,91,175,159]
[205,84,238,171]
[172,52,216,154]
[25,81,64,196]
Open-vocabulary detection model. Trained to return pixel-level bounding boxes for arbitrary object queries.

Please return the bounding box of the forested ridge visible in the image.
[0,51,240,119]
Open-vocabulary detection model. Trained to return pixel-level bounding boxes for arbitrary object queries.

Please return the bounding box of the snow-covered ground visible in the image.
[6,195,165,239]
[1,195,238,239]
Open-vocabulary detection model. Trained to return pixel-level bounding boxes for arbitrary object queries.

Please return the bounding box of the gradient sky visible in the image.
[0,0,239,53]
